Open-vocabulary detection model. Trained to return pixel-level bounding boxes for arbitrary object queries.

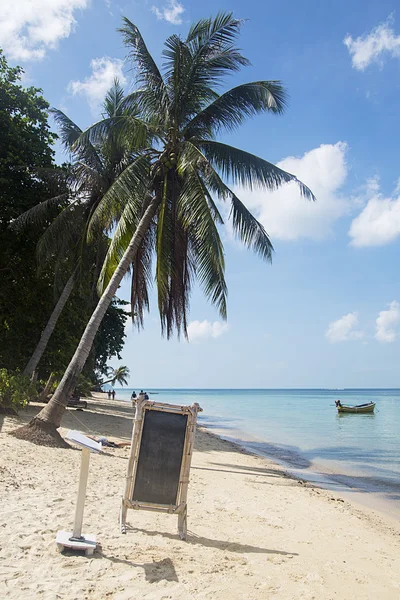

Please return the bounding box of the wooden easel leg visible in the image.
[120,499,127,534]
[178,505,187,540]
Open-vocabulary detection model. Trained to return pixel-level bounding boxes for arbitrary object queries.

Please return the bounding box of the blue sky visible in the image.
[3,0,400,387]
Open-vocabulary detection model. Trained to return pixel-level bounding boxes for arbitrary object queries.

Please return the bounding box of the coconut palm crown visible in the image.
[82,12,314,339]
[100,365,130,387]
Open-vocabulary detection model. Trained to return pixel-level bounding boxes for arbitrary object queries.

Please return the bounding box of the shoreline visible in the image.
[199,424,400,524]
[1,393,399,599]
[115,391,400,523]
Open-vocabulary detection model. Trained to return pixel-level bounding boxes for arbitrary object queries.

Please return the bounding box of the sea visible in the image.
[113,388,400,518]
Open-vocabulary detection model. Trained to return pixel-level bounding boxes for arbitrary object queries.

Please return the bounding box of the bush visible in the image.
[0,369,38,413]
[74,375,94,398]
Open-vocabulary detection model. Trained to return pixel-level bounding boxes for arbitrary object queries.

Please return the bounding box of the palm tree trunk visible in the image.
[23,271,76,378]
[38,372,55,403]
[98,378,114,386]
[12,199,159,446]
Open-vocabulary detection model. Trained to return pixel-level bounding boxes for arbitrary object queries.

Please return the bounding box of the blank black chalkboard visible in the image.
[132,409,188,505]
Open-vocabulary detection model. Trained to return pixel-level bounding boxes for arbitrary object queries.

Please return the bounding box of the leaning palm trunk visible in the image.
[12,200,159,446]
[38,372,55,403]
[23,271,76,378]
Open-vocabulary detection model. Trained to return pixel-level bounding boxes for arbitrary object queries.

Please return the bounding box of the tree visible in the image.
[13,13,314,447]
[100,365,130,387]
[91,298,129,380]
[0,53,128,394]
[0,50,61,373]
[15,81,140,378]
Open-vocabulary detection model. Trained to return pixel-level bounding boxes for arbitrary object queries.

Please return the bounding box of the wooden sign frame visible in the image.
[120,398,202,540]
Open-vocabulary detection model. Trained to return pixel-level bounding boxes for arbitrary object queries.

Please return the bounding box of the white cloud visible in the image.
[375,301,400,343]
[68,57,126,114]
[325,312,364,343]
[349,179,400,247]
[237,142,350,241]
[344,16,400,70]
[0,0,89,61]
[187,320,229,343]
[152,1,184,25]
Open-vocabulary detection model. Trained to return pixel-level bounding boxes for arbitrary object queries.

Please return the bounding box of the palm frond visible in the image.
[97,191,153,293]
[186,12,245,52]
[50,108,82,151]
[72,115,150,158]
[102,78,126,117]
[11,192,70,231]
[179,167,227,319]
[229,191,274,261]
[130,220,155,328]
[156,173,174,329]
[186,12,250,86]
[178,141,226,221]
[180,142,272,261]
[87,154,151,240]
[119,17,168,114]
[195,140,315,198]
[51,108,105,175]
[36,203,86,267]
[184,81,287,138]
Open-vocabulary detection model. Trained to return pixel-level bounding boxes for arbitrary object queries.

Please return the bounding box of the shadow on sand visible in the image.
[123,526,298,557]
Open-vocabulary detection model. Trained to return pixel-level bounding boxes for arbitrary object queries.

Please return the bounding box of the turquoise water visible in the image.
[114,388,400,512]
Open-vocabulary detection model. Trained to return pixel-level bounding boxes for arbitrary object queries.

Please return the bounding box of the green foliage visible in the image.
[100,364,130,387]
[92,299,129,378]
[0,369,38,412]
[0,52,128,383]
[0,50,62,372]
[74,375,94,398]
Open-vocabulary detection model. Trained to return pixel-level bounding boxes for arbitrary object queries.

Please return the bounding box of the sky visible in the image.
[2,0,400,388]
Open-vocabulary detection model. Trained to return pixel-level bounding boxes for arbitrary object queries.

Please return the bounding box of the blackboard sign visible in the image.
[132,410,188,505]
[120,399,202,539]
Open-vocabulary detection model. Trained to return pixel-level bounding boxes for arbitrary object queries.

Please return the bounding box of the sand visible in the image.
[0,393,399,600]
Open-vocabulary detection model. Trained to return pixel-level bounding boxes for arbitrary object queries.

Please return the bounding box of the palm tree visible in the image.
[16,81,142,379]
[100,365,130,387]
[13,13,314,447]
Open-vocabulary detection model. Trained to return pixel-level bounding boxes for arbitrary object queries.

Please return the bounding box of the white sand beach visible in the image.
[1,393,399,599]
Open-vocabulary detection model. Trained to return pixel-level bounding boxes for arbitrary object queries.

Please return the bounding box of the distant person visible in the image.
[144,392,149,400]
[107,390,111,399]
[335,400,342,408]
[112,390,115,400]
[131,391,137,400]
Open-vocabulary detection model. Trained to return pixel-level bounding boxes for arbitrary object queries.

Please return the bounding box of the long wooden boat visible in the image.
[336,401,375,414]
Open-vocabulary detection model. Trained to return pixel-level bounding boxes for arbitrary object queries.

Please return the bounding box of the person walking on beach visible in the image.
[107,390,111,399]
[112,390,115,400]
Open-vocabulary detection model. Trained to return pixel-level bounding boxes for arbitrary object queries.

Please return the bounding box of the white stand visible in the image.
[56,431,101,556]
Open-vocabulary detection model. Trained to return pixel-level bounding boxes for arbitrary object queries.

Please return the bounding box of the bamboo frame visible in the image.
[120,399,202,539]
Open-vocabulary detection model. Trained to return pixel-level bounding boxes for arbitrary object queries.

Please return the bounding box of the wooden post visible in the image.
[177,404,200,539]
[121,397,145,533]
[71,448,91,540]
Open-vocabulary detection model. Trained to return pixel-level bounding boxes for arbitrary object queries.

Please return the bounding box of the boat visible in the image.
[335,401,375,414]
